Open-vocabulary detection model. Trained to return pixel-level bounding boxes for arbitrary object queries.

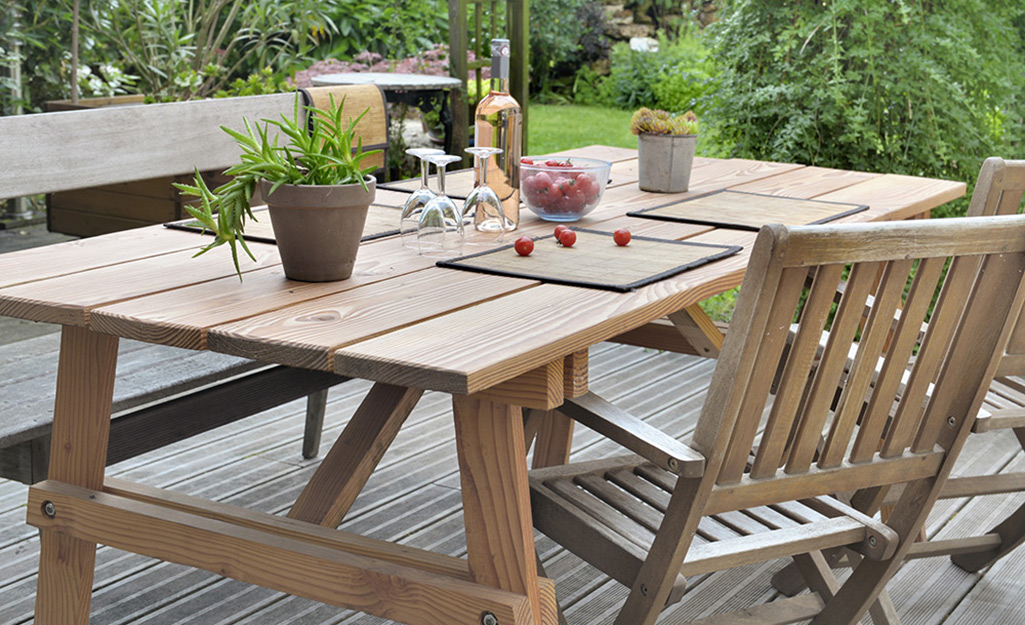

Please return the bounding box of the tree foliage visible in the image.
[706,0,1025,196]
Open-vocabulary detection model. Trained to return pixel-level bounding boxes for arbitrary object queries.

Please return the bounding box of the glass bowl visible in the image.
[520,156,611,222]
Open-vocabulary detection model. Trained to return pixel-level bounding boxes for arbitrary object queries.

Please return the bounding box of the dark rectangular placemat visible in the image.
[165,204,400,243]
[437,228,741,292]
[626,190,868,231]
[377,168,475,200]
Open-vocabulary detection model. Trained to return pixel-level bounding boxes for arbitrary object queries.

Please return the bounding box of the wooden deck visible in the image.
[1,330,1024,624]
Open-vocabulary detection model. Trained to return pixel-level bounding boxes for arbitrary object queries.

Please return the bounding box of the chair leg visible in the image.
[536,550,569,625]
[302,389,329,459]
[951,427,1025,571]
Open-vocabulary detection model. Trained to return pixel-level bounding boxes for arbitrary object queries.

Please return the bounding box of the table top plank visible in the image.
[815,174,966,221]
[89,237,438,350]
[0,242,281,326]
[0,226,202,290]
[207,269,534,372]
[332,229,755,395]
[729,166,881,199]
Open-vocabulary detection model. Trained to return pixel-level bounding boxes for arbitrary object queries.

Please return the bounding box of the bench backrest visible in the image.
[0,85,388,200]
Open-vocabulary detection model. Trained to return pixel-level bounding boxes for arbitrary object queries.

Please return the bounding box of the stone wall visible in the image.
[603,1,717,41]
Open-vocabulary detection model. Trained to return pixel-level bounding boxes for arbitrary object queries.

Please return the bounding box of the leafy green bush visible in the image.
[581,30,715,113]
[530,0,610,98]
[706,0,1025,215]
[317,0,448,62]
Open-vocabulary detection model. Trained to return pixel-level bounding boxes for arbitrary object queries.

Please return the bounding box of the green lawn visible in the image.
[526,104,637,155]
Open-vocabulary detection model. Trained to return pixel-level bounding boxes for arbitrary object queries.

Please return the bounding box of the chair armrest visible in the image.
[559,392,705,477]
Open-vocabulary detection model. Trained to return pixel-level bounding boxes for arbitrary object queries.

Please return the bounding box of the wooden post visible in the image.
[507,0,529,153]
[34,326,119,624]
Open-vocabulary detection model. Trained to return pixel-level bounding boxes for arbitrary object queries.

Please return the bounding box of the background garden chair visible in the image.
[529,214,1025,625]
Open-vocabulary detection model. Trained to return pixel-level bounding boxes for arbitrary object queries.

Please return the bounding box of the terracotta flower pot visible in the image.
[260,177,375,282]
[637,133,697,193]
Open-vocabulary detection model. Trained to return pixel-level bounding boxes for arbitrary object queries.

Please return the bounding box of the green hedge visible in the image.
[706,0,1025,216]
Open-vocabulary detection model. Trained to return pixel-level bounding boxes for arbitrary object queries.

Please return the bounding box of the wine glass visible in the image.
[462,146,506,246]
[400,147,446,248]
[417,154,465,257]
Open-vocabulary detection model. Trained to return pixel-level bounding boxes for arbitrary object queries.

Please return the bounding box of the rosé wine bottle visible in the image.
[474,38,522,230]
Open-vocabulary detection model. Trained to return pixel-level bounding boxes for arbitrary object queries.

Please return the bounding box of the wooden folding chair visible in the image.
[530,215,1025,625]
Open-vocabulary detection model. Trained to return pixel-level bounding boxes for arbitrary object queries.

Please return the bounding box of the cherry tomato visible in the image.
[558,229,577,247]
[554,225,570,238]
[520,157,534,165]
[545,159,562,167]
[613,228,632,246]
[514,236,534,256]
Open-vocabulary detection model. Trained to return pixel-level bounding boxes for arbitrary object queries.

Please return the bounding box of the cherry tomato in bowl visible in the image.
[519,156,611,222]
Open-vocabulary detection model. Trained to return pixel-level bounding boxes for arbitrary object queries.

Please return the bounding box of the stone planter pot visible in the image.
[637,133,697,193]
[260,177,375,282]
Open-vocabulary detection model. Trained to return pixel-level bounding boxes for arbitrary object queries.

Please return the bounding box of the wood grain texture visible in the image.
[563,349,589,398]
[635,191,868,230]
[731,166,880,199]
[0,89,386,199]
[334,235,752,395]
[209,269,532,371]
[91,236,437,350]
[531,410,576,469]
[473,359,565,411]
[27,481,538,625]
[815,173,966,222]
[453,396,546,625]
[288,383,423,526]
[35,326,118,625]
[0,241,282,325]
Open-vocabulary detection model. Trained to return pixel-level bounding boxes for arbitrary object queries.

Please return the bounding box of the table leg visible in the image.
[531,410,574,469]
[452,395,550,625]
[35,326,119,625]
[667,304,725,358]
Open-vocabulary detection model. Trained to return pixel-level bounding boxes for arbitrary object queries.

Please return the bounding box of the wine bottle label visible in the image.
[491,39,510,80]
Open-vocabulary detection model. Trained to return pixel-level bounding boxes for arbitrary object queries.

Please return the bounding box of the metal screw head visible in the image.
[640,583,649,596]
[481,611,498,625]
[868,535,878,547]
[667,458,679,471]
[947,416,957,428]
[42,501,56,518]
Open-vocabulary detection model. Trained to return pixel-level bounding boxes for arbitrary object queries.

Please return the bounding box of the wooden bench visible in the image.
[0,86,388,484]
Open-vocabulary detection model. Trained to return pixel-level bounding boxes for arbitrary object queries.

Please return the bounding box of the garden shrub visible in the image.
[530,0,611,99]
[706,0,1025,217]
[579,30,715,113]
[316,0,448,62]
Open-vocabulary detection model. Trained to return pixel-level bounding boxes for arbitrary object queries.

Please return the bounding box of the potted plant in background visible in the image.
[630,108,699,193]
[176,95,381,282]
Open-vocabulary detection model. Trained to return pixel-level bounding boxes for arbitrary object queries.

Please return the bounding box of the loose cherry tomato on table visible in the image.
[558,229,577,247]
[554,225,570,239]
[514,236,534,256]
[613,228,632,246]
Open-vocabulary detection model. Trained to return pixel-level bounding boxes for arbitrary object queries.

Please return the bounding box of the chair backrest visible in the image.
[0,85,388,200]
[688,215,1025,515]
[967,158,1025,375]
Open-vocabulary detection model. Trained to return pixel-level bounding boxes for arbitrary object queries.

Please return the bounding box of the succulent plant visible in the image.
[630,108,699,136]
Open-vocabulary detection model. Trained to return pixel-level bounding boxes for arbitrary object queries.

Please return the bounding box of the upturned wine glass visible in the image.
[399,147,446,248]
[462,146,506,245]
[417,154,465,257]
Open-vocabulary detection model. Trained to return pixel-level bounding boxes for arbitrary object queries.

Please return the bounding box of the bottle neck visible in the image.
[490,75,510,94]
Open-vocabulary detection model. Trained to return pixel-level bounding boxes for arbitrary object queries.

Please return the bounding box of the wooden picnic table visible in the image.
[0,146,965,625]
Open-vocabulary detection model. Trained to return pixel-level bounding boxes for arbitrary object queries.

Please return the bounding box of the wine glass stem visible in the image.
[479,155,491,187]
[437,164,448,195]
[473,154,482,186]
[420,159,431,189]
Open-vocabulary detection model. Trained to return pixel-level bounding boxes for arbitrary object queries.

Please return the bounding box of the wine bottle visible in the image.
[474,38,522,230]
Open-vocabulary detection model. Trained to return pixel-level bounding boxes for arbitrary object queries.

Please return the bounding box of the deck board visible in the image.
[3,342,1025,624]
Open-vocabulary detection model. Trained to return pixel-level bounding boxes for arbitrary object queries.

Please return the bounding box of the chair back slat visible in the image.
[874,257,947,456]
[718,266,806,483]
[968,159,1025,375]
[819,259,913,467]
[784,261,879,474]
[693,216,1025,499]
[749,265,843,478]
